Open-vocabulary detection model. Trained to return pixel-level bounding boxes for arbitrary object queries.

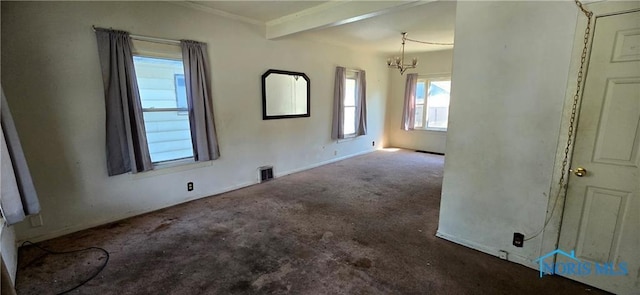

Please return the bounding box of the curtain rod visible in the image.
[92,25,181,45]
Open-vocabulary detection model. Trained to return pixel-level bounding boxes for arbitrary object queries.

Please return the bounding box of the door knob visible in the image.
[570,167,587,177]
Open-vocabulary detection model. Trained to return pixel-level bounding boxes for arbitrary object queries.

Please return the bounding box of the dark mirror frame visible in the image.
[262,69,311,120]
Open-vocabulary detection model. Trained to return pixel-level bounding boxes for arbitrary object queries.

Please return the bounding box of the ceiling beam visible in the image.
[266,1,432,40]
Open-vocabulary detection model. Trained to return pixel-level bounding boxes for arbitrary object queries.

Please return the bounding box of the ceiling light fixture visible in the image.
[387,33,416,75]
[387,32,454,75]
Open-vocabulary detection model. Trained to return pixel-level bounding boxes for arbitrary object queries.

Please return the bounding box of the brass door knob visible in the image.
[570,167,587,177]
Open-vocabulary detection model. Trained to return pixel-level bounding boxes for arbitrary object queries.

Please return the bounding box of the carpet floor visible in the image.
[15,149,609,294]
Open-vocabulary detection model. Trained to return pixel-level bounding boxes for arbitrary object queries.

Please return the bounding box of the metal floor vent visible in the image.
[260,166,274,182]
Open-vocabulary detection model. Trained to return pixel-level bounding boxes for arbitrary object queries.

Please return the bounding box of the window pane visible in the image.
[343,106,356,135]
[345,78,356,107]
[426,80,451,129]
[135,55,193,163]
[175,74,187,109]
[143,111,194,163]
[416,81,426,104]
[133,56,186,109]
[414,104,424,128]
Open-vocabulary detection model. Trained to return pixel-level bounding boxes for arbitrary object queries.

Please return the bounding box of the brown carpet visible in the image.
[15,149,608,294]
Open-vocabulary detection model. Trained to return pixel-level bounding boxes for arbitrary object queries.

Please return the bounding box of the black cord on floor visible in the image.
[20,241,110,295]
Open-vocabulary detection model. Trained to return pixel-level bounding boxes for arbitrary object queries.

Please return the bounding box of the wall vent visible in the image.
[259,166,274,182]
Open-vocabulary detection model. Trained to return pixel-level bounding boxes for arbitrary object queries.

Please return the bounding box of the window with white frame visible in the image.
[132,43,194,164]
[343,71,358,137]
[414,77,451,130]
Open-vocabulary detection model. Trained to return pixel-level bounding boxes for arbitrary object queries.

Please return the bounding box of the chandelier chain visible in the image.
[524,0,593,242]
[404,37,453,46]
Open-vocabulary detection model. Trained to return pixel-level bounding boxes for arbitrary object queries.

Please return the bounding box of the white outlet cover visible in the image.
[30,214,43,227]
[498,250,508,260]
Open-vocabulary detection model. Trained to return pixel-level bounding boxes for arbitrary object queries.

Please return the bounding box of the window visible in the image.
[332,67,366,140]
[133,56,194,164]
[414,78,451,130]
[96,30,218,176]
[343,71,358,136]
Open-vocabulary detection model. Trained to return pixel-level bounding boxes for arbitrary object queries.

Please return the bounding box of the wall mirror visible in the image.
[262,69,310,120]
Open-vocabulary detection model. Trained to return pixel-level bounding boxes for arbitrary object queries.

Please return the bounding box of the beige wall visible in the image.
[437,1,578,269]
[1,1,389,242]
[385,50,453,154]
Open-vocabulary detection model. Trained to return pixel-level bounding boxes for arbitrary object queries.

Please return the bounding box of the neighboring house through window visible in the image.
[174,74,188,110]
[414,77,451,131]
[132,42,194,164]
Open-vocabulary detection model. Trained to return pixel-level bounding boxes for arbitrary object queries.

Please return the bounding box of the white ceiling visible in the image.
[187,1,456,54]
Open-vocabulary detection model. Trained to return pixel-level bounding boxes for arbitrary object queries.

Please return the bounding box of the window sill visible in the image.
[412,128,447,133]
[132,157,212,179]
[337,134,358,143]
[154,157,195,169]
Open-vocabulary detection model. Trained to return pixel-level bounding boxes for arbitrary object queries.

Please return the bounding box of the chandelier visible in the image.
[387,32,454,75]
[387,33,416,75]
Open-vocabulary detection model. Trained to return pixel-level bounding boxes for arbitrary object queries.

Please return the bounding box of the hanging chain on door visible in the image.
[524,0,593,242]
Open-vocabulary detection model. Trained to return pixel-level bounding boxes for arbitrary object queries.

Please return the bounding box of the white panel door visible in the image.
[557,9,640,295]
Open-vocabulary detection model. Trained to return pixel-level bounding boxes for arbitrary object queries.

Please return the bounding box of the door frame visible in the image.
[540,0,640,262]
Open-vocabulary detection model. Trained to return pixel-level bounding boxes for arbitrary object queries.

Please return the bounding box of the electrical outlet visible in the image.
[187,182,194,191]
[372,141,375,146]
[334,150,337,156]
[30,214,43,227]
[513,232,524,247]
[498,250,508,260]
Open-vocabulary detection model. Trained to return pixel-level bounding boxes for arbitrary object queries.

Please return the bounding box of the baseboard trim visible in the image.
[19,149,377,244]
[416,150,445,156]
[275,148,377,178]
[18,179,257,244]
[436,230,538,270]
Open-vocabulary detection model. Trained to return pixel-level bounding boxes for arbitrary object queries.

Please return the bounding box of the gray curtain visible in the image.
[181,40,220,161]
[332,67,367,139]
[1,256,17,295]
[331,67,346,139]
[401,73,418,130]
[355,70,367,136]
[95,29,152,176]
[1,87,40,225]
